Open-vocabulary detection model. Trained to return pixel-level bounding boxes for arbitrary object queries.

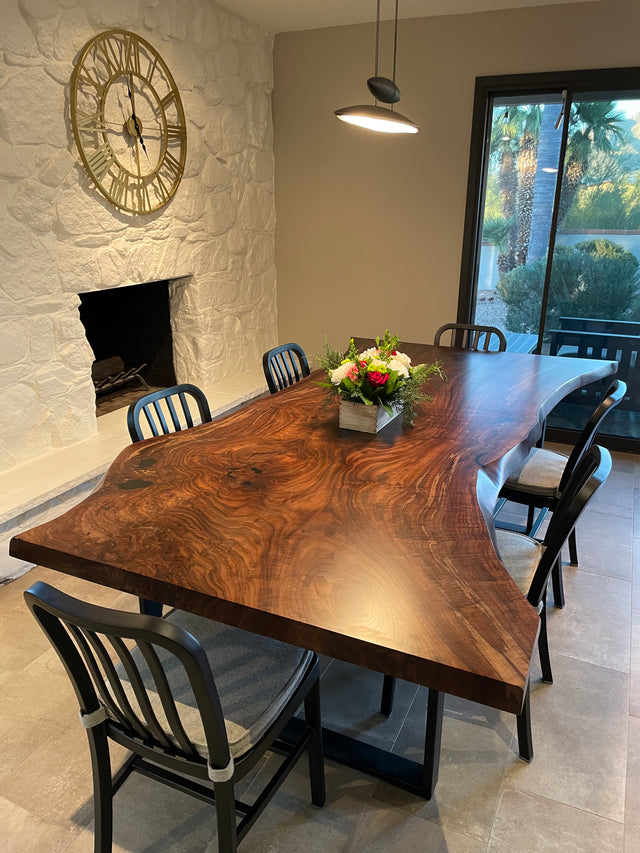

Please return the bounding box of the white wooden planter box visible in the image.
[338,400,401,434]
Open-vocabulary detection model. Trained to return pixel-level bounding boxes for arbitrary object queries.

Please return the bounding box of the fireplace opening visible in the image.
[78,279,177,416]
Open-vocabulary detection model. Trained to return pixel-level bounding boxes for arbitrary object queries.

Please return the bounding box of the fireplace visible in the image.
[78,280,177,415]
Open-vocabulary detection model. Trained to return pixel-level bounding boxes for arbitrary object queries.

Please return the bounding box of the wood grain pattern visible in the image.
[11,342,616,715]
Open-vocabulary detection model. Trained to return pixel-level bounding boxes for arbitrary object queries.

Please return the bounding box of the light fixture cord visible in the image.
[374,0,380,77]
[391,0,399,112]
[392,0,398,85]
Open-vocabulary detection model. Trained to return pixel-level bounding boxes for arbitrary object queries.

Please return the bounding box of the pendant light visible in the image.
[335,0,419,135]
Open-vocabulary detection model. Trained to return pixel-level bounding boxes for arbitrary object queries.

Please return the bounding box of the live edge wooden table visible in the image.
[10,341,616,799]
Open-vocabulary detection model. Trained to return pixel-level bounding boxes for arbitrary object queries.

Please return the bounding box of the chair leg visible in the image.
[380,674,396,717]
[525,504,536,535]
[303,679,326,807]
[214,780,238,853]
[551,557,565,609]
[87,729,114,853]
[568,528,578,566]
[538,602,553,684]
[516,681,533,762]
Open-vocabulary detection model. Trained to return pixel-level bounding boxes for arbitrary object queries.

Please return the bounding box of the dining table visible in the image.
[10,339,616,799]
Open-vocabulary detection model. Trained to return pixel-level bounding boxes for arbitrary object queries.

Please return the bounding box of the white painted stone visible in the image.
[248,149,274,183]
[86,0,143,32]
[0,0,277,476]
[8,178,57,233]
[0,321,29,367]
[204,188,237,236]
[0,140,35,179]
[38,149,75,187]
[28,315,56,363]
[1,1,40,58]
[237,183,272,232]
[0,66,66,147]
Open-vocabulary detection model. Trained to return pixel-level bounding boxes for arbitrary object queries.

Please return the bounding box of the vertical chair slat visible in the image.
[138,641,198,755]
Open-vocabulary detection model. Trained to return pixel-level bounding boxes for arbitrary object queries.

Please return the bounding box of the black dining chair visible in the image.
[262,343,310,394]
[127,383,212,442]
[24,581,325,853]
[381,445,611,763]
[127,383,213,617]
[434,323,507,352]
[494,379,624,606]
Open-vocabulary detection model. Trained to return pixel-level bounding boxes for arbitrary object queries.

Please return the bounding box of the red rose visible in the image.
[367,370,389,386]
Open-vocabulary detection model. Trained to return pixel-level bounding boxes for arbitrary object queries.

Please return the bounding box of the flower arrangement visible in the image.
[318,331,445,426]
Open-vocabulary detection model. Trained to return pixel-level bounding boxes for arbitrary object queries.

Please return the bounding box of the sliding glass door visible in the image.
[459,69,640,450]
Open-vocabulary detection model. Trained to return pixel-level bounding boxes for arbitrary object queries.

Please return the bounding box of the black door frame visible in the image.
[458,66,640,453]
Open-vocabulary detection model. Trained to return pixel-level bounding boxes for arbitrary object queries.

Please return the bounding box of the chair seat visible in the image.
[121,610,313,761]
[503,447,569,497]
[495,529,544,594]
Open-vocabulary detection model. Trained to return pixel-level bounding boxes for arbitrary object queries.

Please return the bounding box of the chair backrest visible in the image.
[127,383,212,442]
[24,580,231,770]
[434,323,507,352]
[262,343,310,394]
[557,379,625,491]
[527,445,611,607]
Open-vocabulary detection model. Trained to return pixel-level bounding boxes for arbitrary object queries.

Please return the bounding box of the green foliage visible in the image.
[563,179,640,230]
[316,332,446,426]
[497,239,640,333]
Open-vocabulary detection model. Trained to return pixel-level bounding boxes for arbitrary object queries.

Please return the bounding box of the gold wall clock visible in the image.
[70,29,187,214]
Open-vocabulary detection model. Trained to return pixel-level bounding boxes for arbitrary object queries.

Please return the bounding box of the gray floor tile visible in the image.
[487,788,624,852]
[590,469,634,518]
[626,716,640,853]
[314,658,419,747]
[371,689,515,844]
[573,509,633,580]
[0,794,82,853]
[501,654,628,822]
[546,568,632,672]
[631,607,640,717]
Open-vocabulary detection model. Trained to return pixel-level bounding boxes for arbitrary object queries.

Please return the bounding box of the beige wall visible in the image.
[272,0,639,360]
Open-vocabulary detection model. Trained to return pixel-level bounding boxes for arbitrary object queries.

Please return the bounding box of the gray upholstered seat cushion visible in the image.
[117,611,313,762]
[494,529,543,594]
[504,447,569,497]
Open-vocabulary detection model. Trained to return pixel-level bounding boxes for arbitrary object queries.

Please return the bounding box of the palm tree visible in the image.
[557,100,627,225]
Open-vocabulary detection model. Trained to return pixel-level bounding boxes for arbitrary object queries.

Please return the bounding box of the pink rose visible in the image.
[367,370,389,386]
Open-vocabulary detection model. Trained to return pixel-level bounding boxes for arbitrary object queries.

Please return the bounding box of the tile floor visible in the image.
[1,446,639,852]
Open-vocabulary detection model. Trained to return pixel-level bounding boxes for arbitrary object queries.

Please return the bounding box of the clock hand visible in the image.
[126,75,148,157]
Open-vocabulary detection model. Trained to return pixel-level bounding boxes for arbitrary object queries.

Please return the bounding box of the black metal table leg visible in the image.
[283,687,444,800]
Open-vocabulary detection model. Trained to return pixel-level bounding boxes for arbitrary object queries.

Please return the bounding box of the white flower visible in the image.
[358,347,379,360]
[388,358,409,378]
[330,361,356,384]
[392,351,411,369]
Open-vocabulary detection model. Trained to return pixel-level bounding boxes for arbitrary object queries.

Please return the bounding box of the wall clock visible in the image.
[70,29,187,214]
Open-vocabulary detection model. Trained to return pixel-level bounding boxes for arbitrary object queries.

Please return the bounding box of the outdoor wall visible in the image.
[0,0,276,474]
[272,0,640,358]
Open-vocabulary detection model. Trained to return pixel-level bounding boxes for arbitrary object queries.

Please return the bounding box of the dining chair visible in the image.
[381,445,611,762]
[24,581,325,853]
[127,383,212,442]
[494,444,611,684]
[434,322,507,352]
[494,379,624,606]
[127,383,213,616]
[262,343,310,394]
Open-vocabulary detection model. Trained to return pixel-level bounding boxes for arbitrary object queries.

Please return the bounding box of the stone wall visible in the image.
[0,0,277,474]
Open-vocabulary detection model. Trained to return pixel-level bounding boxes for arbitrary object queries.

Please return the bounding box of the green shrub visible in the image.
[497,239,640,332]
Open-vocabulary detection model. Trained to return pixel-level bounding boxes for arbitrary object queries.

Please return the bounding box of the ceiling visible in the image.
[216,0,597,34]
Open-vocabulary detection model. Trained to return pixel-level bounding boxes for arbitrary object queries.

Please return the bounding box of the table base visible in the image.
[284,688,444,800]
